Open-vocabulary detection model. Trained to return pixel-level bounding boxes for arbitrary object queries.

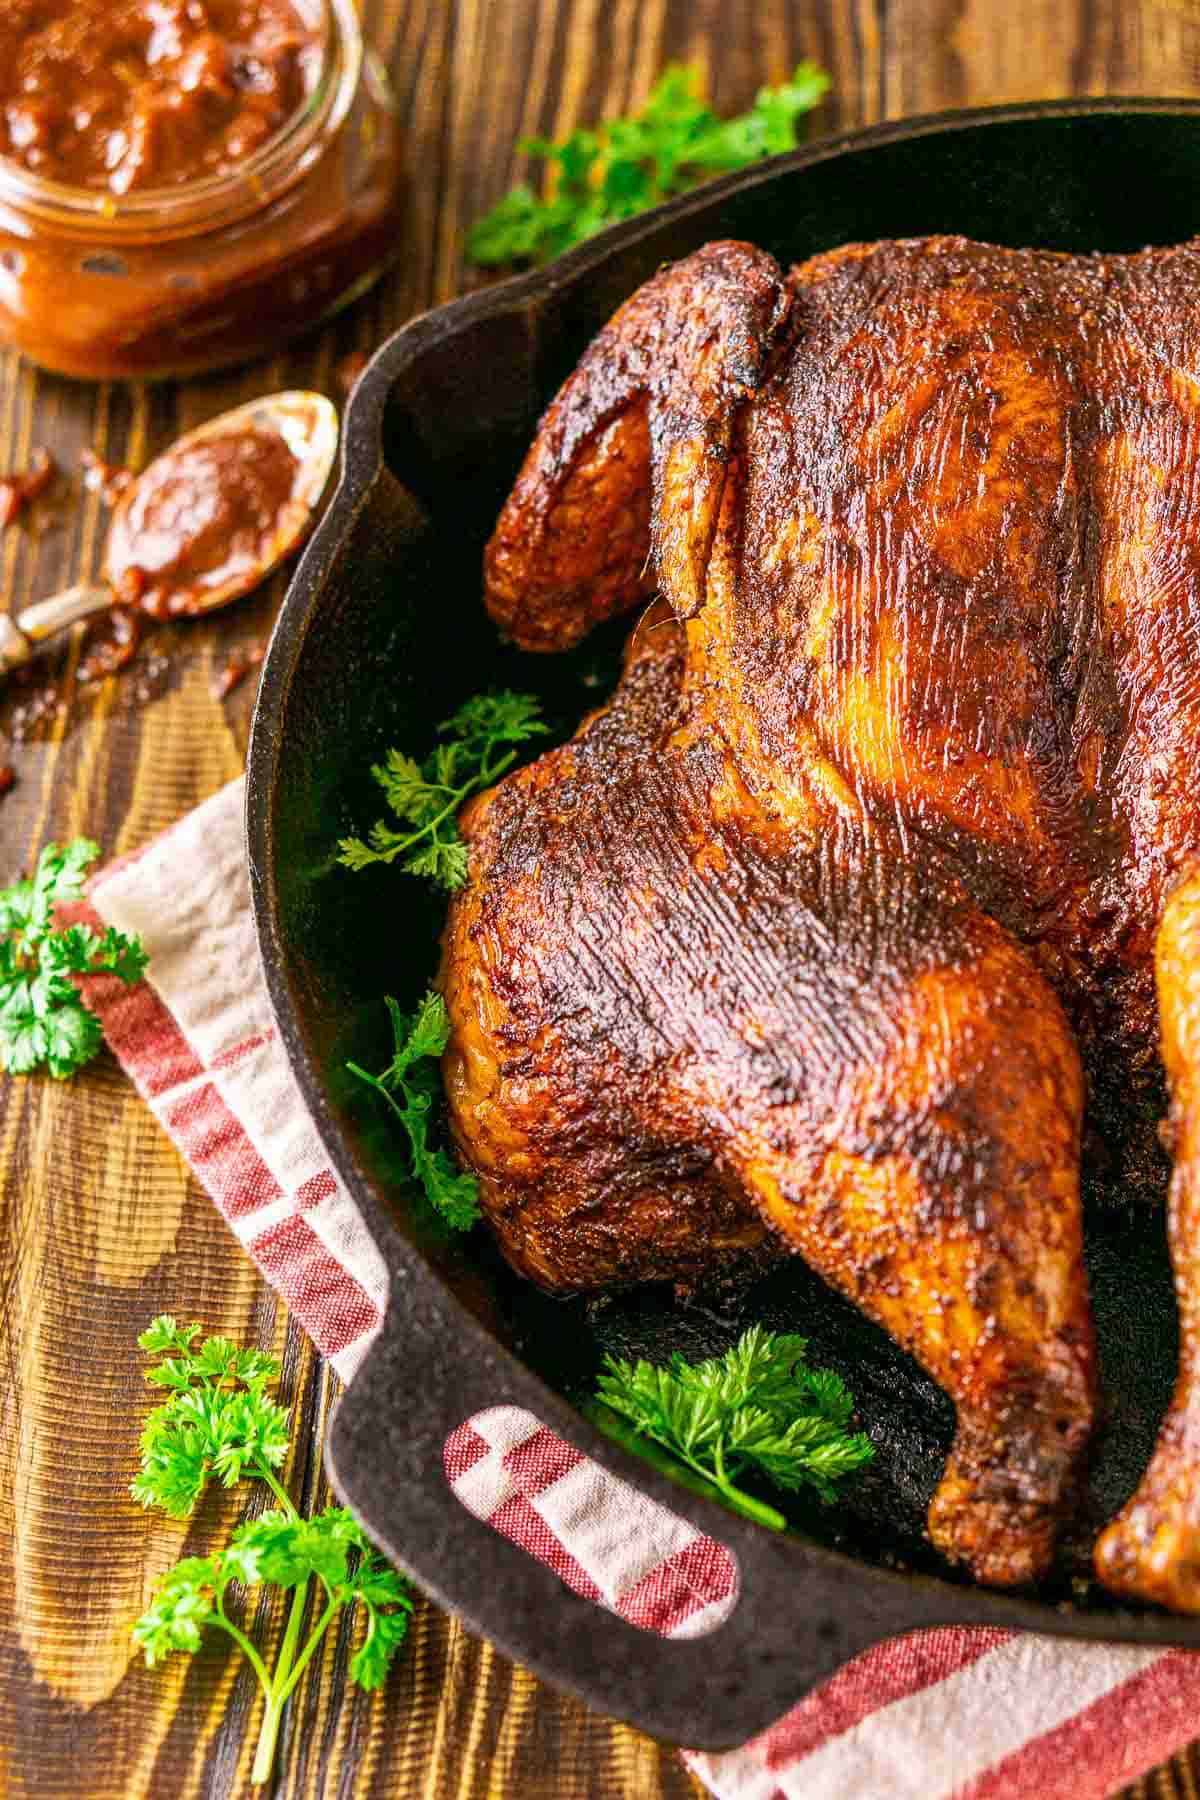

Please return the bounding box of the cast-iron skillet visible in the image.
[247,100,1200,1750]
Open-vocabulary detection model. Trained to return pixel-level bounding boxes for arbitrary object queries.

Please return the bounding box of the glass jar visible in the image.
[0,0,403,381]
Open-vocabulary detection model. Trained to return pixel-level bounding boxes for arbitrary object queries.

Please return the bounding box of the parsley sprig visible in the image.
[595,1326,874,1531]
[130,1315,291,1517]
[467,63,830,267]
[131,1318,413,1786]
[0,838,146,1078]
[337,691,546,890]
[347,990,481,1231]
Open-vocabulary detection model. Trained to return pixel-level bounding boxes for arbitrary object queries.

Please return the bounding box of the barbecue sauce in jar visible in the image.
[0,1,323,194]
[0,0,402,379]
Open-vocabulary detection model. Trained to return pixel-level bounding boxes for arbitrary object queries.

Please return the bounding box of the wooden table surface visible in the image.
[3,2,1200,1794]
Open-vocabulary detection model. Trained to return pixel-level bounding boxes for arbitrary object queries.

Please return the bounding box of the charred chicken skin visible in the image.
[440,235,1200,1608]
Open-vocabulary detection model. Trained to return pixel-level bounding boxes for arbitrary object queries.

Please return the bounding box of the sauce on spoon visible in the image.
[0,388,338,685]
[107,424,301,619]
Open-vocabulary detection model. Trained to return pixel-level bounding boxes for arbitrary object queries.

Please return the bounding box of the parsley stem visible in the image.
[213,1601,272,1694]
[481,746,519,783]
[380,787,473,859]
[714,1482,788,1533]
[375,746,519,865]
[671,1441,788,1533]
[274,1593,341,1706]
[251,1694,285,1786]
[251,1577,310,1785]
[713,1441,730,1491]
[255,1460,300,1520]
[346,1065,414,1138]
[592,1403,789,1532]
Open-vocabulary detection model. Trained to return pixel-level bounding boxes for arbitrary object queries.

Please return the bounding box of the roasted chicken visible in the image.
[440,235,1200,1609]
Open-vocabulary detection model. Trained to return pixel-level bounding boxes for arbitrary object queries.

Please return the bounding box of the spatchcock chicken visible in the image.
[439,234,1200,1612]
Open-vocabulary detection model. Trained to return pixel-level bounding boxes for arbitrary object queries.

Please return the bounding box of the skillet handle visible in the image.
[326,1249,953,1752]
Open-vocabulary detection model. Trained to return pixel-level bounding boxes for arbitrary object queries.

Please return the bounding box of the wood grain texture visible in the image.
[0,2,1198,1795]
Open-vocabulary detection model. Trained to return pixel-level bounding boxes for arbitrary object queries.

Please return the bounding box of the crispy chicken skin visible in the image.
[442,234,1200,1604]
[483,242,789,649]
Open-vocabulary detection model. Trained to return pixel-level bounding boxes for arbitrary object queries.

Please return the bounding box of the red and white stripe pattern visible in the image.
[444,1406,739,1638]
[84,776,1200,1798]
[87,779,387,1380]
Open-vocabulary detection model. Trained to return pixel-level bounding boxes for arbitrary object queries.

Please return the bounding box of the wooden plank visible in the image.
[0,1,1198,1795]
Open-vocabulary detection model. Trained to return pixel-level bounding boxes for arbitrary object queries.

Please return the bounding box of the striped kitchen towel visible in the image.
[78,776,1200,1800]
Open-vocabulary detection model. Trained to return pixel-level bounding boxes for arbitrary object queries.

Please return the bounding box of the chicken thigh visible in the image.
[440,235,1200,1607]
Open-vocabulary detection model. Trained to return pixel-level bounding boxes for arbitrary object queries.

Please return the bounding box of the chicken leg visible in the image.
[1095,868,1200,1608]
[442,613,1098,1585]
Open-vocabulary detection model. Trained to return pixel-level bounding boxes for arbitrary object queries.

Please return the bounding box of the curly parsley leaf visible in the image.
[131,1321,414,1785]
[348,990,481,1232]
[132,1556,223,1665]
[0,839,147,1078]
[595,1325,874,1529]
[137,1315,201,1356]
[338,690,546,890]
[467,63,830,267]
[348,1565,414,1691]
[337,696,546,1226]
[129,1317,290,1519]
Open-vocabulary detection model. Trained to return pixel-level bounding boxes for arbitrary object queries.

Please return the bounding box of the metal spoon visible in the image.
[0,391,339,675]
